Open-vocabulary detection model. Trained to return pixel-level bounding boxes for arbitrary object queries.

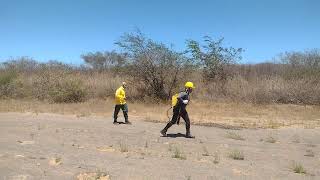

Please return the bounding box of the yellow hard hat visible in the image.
[185,82,195,89]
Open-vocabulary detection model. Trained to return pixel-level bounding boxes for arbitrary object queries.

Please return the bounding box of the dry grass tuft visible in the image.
[304,149,315,157]
[229,149,244,160]
[213,151,220,164]
[77,171,110,180]
[306,144,317,148]
[292,162,306,174]
[202,146,210,156]
[292,134,300,143]
[226,131,245,141]
[168,143,173,151]
[97,146,116,153]
[265,136,277,143]
[119,140,128,153]
[172,146,187,160]
[49,157,62,166]
[266,120,283,129]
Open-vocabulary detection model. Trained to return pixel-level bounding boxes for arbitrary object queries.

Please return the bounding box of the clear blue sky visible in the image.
[1,0,319,64]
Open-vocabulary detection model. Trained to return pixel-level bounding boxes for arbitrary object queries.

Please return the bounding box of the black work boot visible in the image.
[125,121,132,125]
[160,122,173,136]
[124,118,132,125]
[124,112,131,124]
[160,129,167,136]
[186,129,195,138]
[124,117,131,124]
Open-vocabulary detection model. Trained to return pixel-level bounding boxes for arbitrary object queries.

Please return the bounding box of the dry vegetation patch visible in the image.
[97,146,116,153]
[119,140,129,153]
[292,162,307,174]
[291,134,300,143]
[225,131,245,141]
[77,172,110,180]
[202,146,210,156]
[264,136,277,143]
[304,149,315,157]
[229,149,244,160]
[171,146,187,160]
[49,157,62,166]
[213,151,220,164]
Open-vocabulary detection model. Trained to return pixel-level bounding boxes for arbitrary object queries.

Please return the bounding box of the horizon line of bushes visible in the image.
[1,31,319,105]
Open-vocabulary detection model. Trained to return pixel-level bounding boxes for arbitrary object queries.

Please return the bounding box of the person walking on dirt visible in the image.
[113,82,131,124]
[160,82,195,138]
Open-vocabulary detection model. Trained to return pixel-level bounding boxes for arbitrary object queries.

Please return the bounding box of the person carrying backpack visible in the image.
[160,82,195,138]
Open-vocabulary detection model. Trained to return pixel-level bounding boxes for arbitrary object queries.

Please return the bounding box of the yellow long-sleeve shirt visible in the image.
[115,86,126,105]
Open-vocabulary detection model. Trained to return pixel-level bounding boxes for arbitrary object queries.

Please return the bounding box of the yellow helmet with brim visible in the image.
[185,82,195,89]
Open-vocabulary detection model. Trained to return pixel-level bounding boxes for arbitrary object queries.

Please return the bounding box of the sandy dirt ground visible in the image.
[0,112,319,180]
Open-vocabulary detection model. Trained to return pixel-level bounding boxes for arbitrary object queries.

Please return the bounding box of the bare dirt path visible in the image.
[0,113,319,180]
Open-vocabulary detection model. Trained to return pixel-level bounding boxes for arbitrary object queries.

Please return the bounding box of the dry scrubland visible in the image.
[1,61,320,129]
[1,33,320,107]
[1,62,320,129]
[1,33,320,179]
[1,61,320,105]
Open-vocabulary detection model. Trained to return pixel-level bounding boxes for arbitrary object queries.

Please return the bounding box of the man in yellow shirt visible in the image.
[113,82,131,124]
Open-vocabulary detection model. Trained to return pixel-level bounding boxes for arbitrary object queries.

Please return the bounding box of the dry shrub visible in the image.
[2,68,320,105]
[119,139,129,153]
[226,131,245,141]
[77,172,110,180]
[229,149,244,160]
[0,71,30,99]
[1,48,320,105]
[0,71,18,98]
[32,70,87,103]
[172,146,187,160]
[79,72,120,99]
[213,151,220,164]
[48,79,87,103]
[292,162,306,174]
[197,75,320,105]
[265,136,277,143]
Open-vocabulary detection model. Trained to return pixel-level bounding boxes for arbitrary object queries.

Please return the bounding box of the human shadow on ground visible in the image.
[113,122,131,125]
[164,133,186,138]
[192,122,243,130]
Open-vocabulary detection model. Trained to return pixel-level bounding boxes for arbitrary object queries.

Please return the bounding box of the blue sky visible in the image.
[0,0,319,64]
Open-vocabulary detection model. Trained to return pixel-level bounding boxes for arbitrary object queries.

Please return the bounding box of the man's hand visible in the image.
[182,100,189,104]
